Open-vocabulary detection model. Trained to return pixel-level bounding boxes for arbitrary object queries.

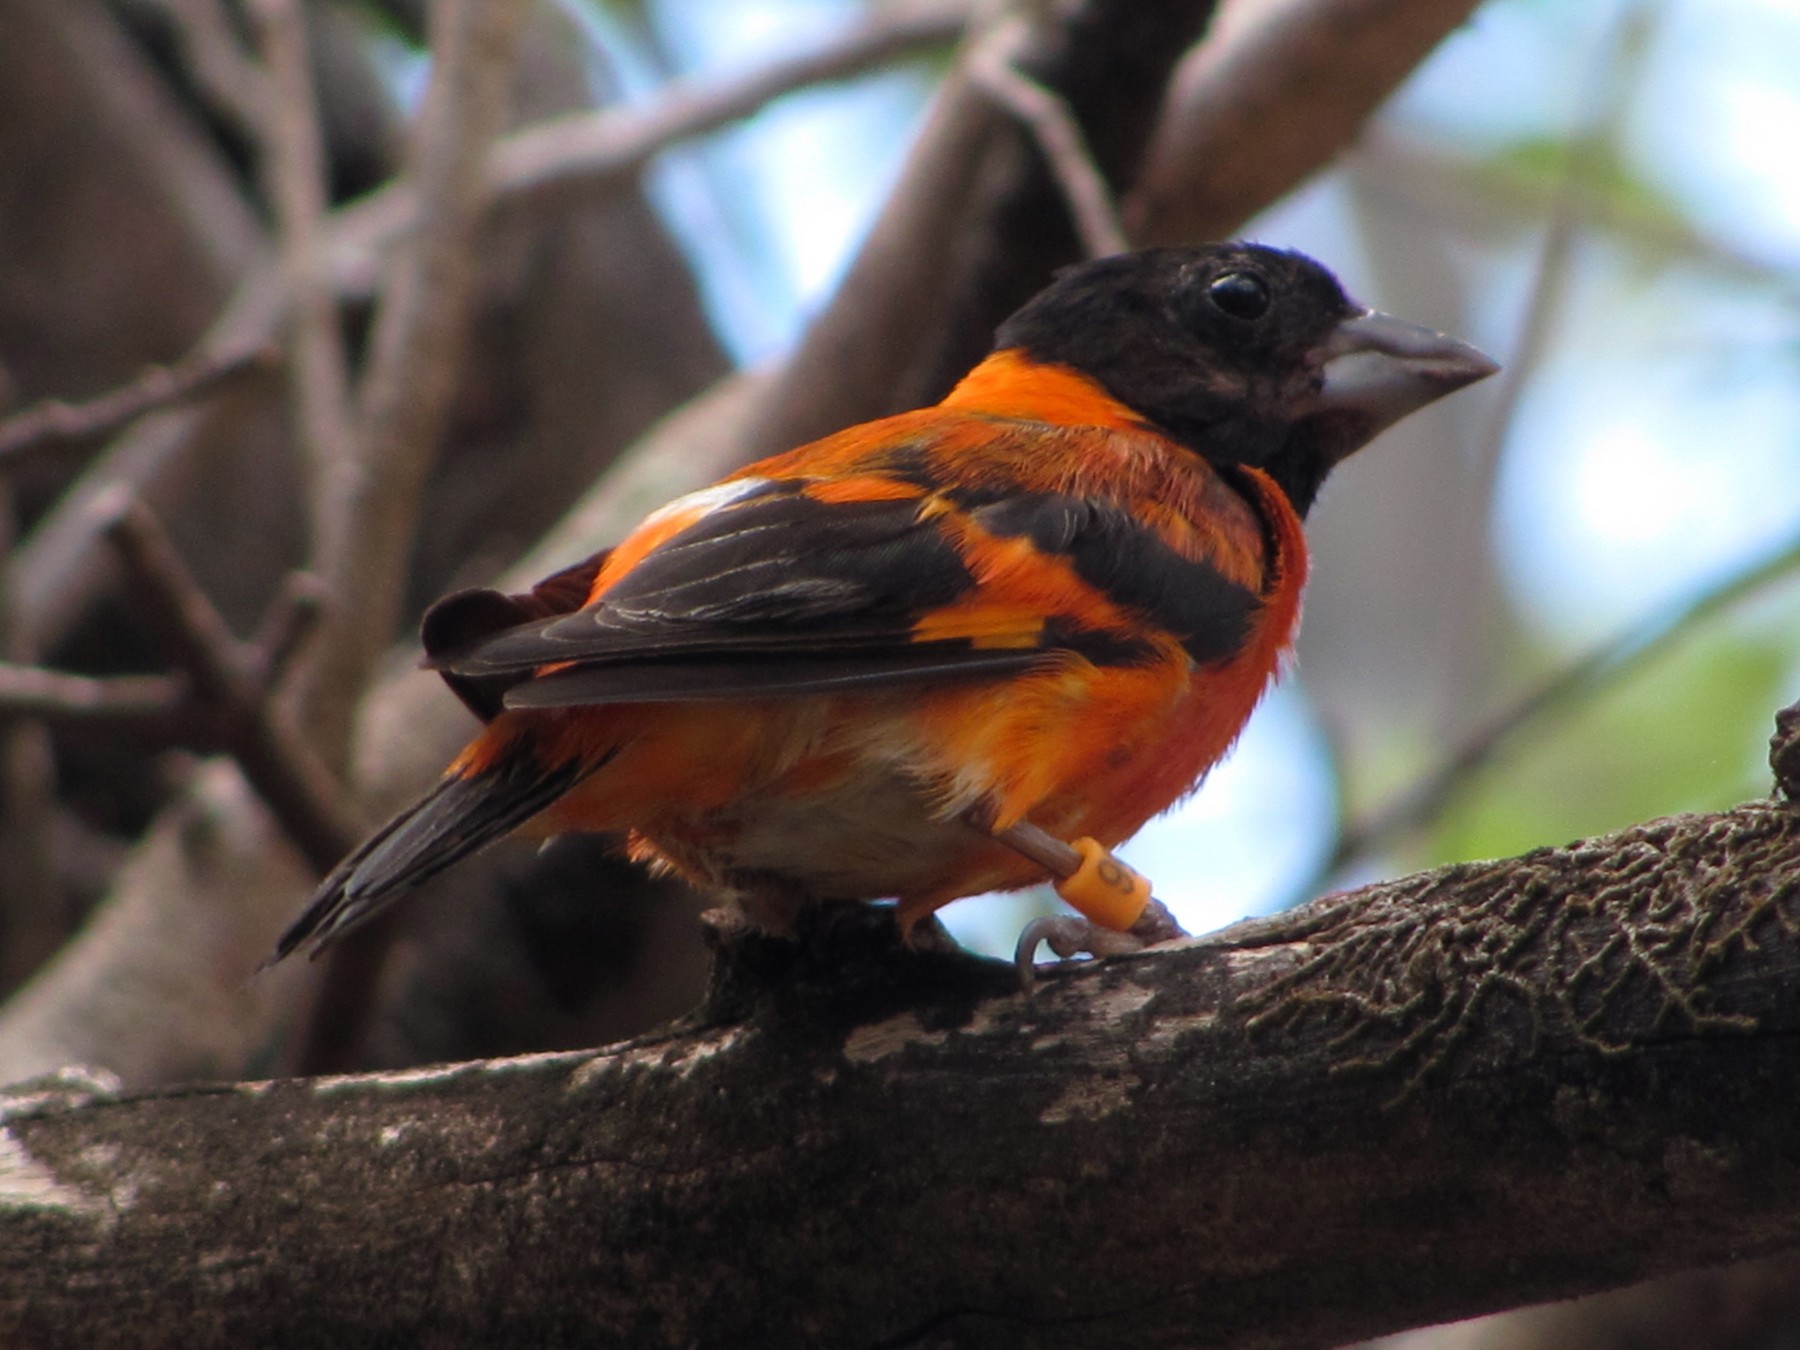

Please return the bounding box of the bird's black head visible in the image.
[994,244,1497,515]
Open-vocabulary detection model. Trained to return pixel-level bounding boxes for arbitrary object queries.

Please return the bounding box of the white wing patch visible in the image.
[639,477,772,530]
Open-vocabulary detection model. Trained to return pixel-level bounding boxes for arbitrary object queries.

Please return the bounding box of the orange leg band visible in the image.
[1053,837,1152,931]
[986,819,1154,932]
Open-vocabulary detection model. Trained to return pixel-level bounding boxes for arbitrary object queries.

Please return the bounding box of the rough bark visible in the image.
[3,795,1799,1347]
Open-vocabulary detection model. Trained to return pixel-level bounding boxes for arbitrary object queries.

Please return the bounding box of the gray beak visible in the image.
[1315,309,1498,458]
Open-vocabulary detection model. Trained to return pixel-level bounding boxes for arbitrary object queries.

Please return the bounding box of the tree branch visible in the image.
[287,0,531,763]
[99,495,355,874]
[139,0,272,143]
[1129,0,1484,244]
[1316,525,1800,889]
[0,487,60,994]
[0,343,273,469]
[970,36,1129,259]
[4,783,1800,1345]
[481,0,966,203]
[0,664,180,725]
[248,0,356,521]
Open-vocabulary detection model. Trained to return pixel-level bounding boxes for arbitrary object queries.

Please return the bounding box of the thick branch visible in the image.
[5,797,1800,1346]
[1130,0,1483,244]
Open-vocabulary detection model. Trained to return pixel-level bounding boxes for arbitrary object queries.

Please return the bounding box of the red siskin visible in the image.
[272,244,1495,970]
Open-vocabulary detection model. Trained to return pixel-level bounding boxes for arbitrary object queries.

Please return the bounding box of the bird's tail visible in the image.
[268,748,589,966]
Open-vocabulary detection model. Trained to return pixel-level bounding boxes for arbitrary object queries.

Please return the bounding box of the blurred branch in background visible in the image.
[969,28,1130,258]
[466,0,968,208]
[9,1,967,664]
[262,0,537,1072]
[140,0,272,142]
[1314,522,1800,892]
[1297,0,1657,892]
[102,498,351,872]
[248,0,357,543]
[1130,0,1484,243]
[0,343,276,470]
[286,0,532,763]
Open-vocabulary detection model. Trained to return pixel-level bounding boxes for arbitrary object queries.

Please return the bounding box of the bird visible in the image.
[270,243,1495,976]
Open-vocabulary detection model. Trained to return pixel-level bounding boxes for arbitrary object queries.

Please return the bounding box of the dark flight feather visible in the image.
[430,484,1261,707]
[269,748,589,961]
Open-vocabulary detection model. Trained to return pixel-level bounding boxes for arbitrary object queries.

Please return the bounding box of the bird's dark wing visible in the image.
[429,478,1263,709]
[421,550,610,720]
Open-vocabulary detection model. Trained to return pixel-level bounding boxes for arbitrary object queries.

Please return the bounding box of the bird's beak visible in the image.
[1312,309,1498,460]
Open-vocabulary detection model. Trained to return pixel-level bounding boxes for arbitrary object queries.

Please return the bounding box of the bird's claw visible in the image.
[1014,898,1186,990]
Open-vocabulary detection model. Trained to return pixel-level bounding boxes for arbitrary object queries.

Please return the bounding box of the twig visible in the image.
[0,344,274,468]
[96,492,357,875]
[248,0,356,518]
[248,572,328,684]
[140,0,271,142]
[970,36,1129,258]
[493,0,965,199]
[0,665,183,727]
[1457,1,1653,487]
[290,0,532,764]
[1320,528,1800,884]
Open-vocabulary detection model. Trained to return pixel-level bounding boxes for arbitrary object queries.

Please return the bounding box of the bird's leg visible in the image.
[980,818,1187,987]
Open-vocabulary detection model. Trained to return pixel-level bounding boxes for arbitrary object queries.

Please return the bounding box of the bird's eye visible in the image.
[1207,272,1270,321]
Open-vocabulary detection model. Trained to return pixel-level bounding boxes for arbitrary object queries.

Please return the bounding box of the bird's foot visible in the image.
[976,818,1186,986]
[1014,897,1186,990]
